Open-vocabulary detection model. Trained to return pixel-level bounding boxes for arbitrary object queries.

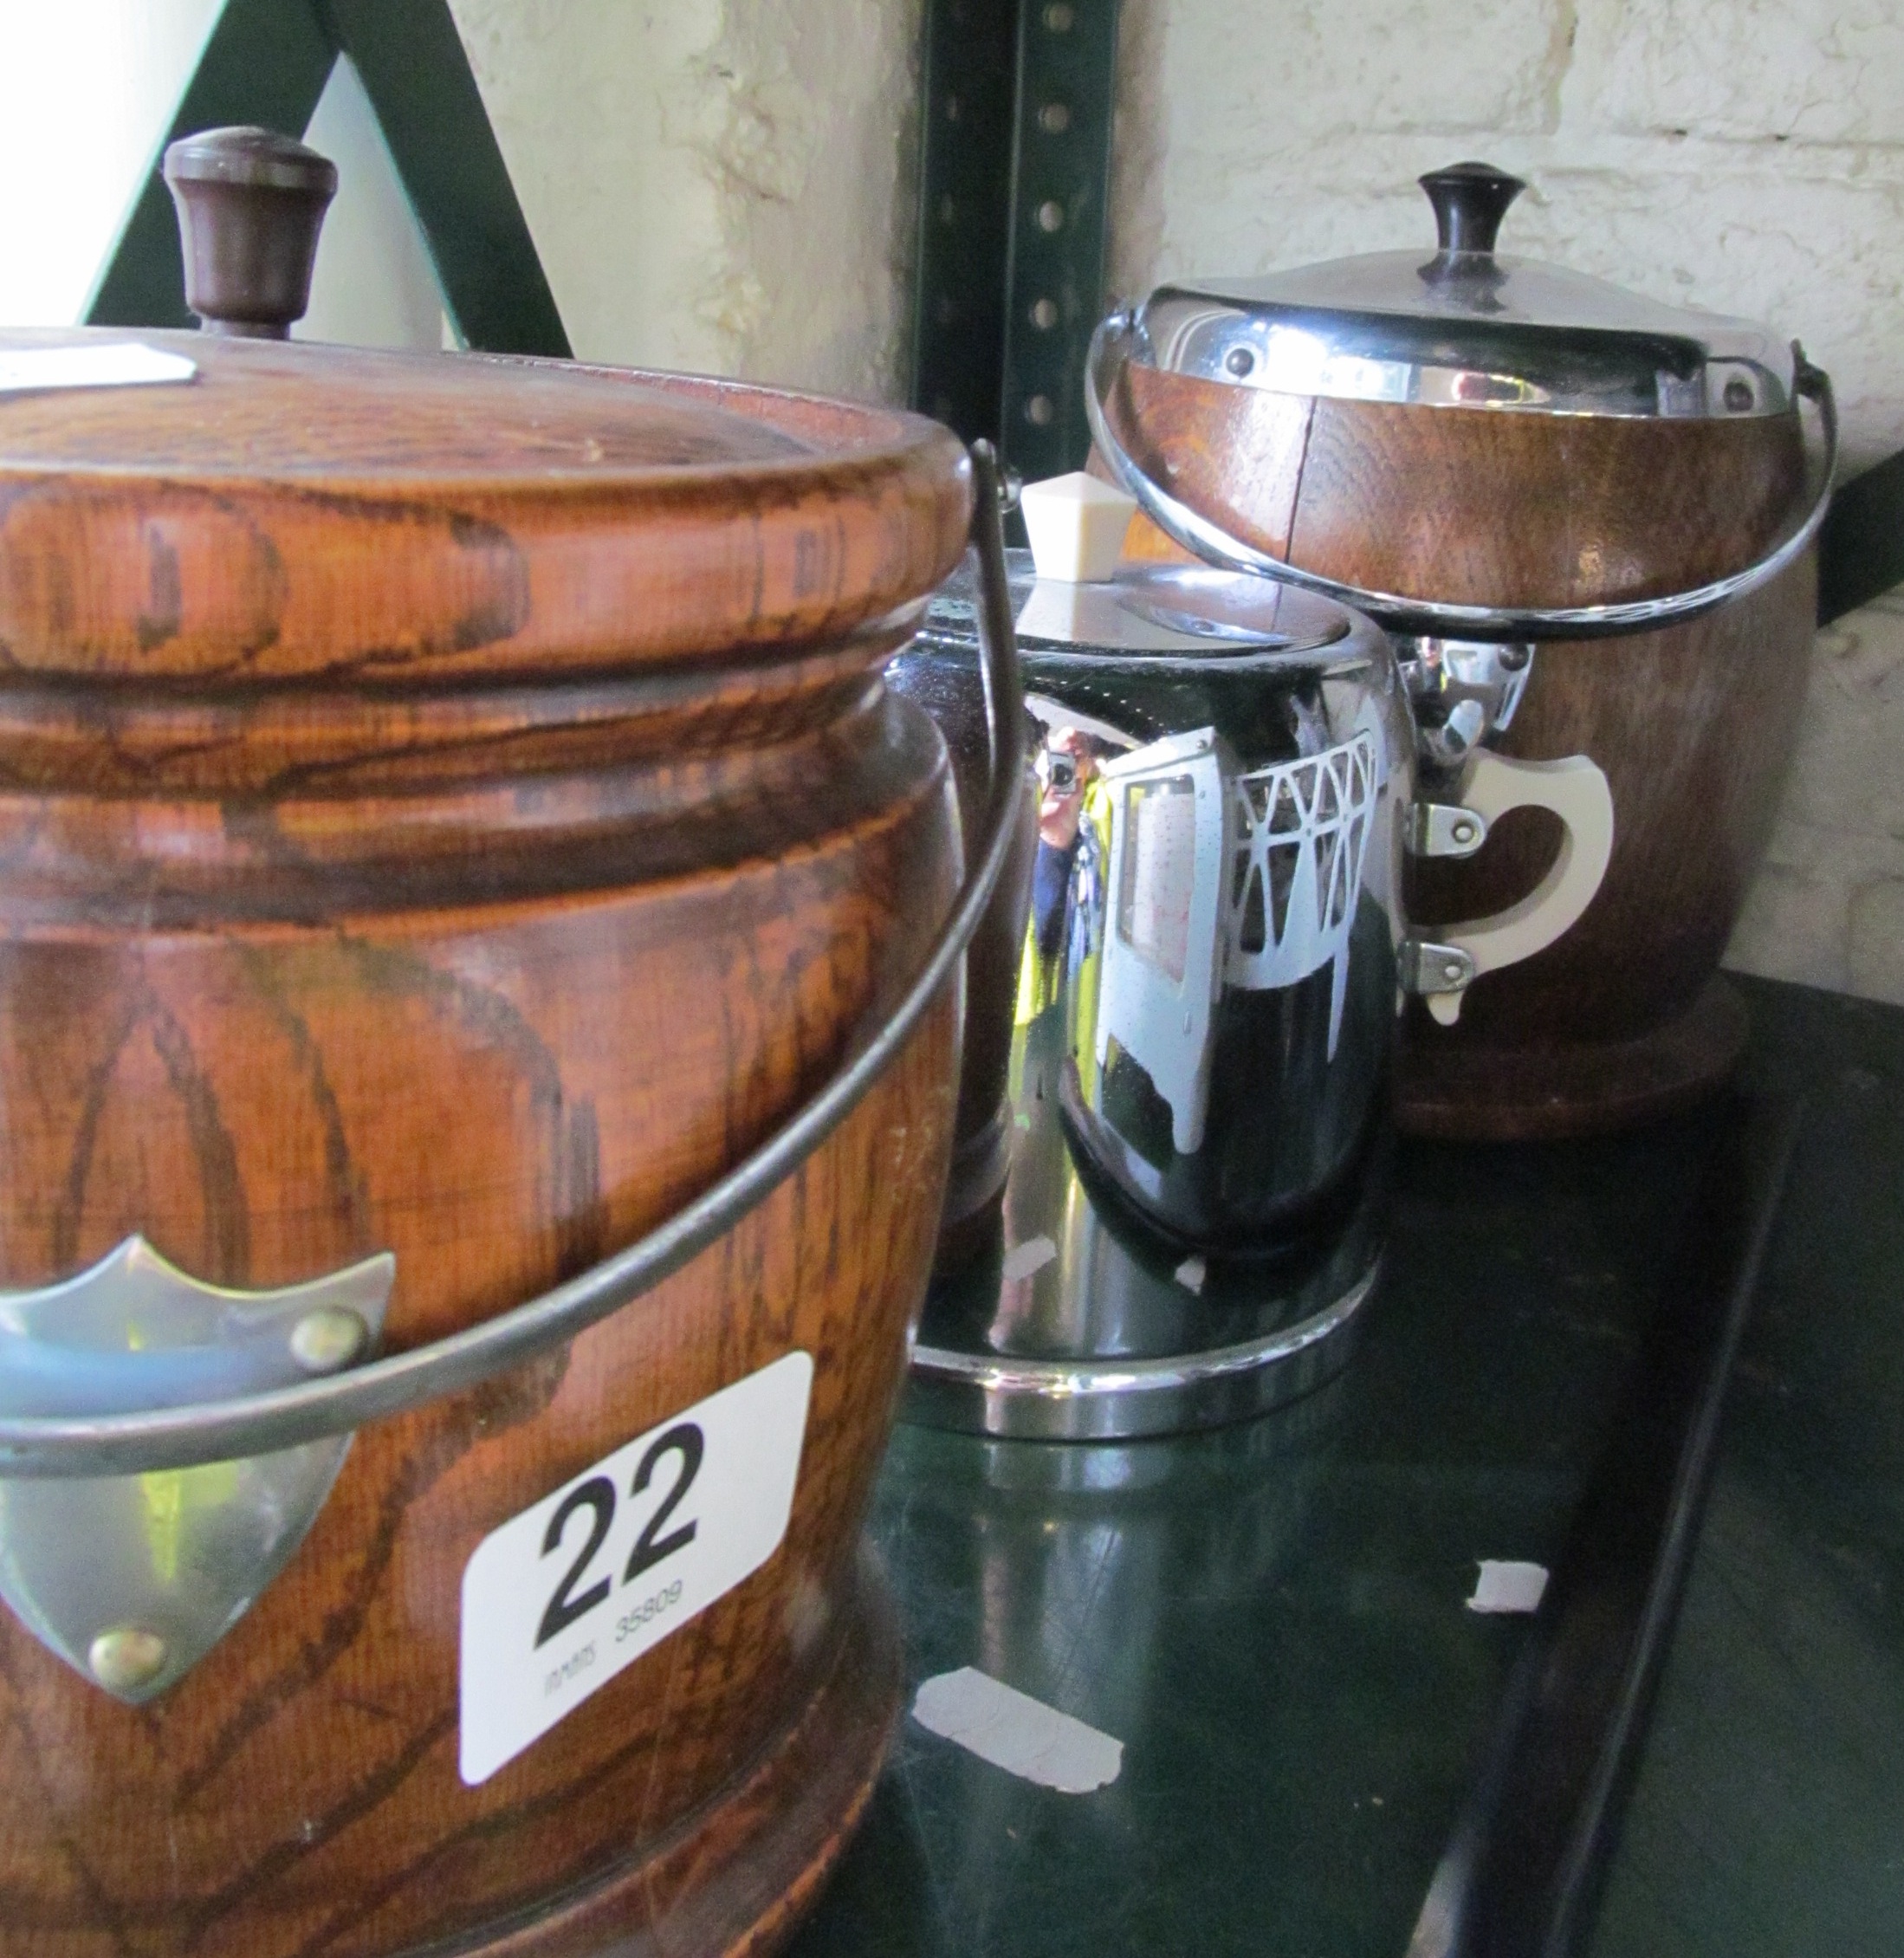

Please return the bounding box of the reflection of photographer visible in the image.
[1034,730,1096,950]
[1019,727,1111,1021]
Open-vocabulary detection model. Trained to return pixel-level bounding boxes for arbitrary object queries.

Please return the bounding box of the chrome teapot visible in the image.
[897,538,1610,1436]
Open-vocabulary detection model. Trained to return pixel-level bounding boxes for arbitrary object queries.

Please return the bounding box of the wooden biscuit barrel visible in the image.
[0,305,1014,1957]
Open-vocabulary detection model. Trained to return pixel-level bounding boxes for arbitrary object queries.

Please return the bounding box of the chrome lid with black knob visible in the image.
[1130,160,1793,421]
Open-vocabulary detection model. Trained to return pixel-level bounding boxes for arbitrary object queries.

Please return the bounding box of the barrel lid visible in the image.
[1137,161,1791,421]
[0,327,970,681]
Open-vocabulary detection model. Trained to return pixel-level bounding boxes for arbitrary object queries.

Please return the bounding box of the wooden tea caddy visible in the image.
[1091,162,1836,1138]
[0,129,1028,1958]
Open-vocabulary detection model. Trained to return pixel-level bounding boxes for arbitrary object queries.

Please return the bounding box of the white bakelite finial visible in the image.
[1019,470,1137,583]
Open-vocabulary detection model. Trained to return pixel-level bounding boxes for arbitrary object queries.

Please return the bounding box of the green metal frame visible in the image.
[912,0,1121,483]
[87,0,567,358]
[911,0,1018,451]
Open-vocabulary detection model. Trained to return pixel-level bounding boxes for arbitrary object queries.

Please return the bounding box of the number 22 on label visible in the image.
[458,1351,813,1785]
[536,1422,703,1646]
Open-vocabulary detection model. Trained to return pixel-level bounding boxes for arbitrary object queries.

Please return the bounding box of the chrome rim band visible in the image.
[0,444,1028,1480]
[907,1263,1376,1440]
[1086,311,1838,643]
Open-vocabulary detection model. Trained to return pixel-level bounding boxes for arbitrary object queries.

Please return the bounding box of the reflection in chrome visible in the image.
[1092,727,1380,1159]
[1158,308,1564,414]
[1400,638,1534,750]
[1225,729,1378,1054]
[1137,265,1793,421]
[910,1264,1372,1443]
[1096,732,1224,1157]
[905,1003,1384,1441]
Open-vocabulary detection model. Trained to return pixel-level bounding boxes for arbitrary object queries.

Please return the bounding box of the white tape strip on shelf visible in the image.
[1467,1559,1550,1615]
[911,1667,1123,1793]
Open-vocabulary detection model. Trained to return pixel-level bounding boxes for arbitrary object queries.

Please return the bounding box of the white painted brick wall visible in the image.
[450,0,921,400]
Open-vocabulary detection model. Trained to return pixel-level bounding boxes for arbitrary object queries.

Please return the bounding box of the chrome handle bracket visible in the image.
[1400,938,1478,998]
[1406,803,1490,858]
[1400,638,1534,760]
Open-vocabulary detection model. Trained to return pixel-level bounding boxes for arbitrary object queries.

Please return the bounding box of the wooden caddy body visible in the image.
[0,329,970,1956]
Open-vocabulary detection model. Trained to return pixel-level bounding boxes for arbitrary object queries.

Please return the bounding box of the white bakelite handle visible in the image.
[1423,750,1616,1026]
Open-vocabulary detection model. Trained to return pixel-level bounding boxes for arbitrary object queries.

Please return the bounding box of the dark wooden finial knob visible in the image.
[163,126,338,339]
[1418,160,1525,259]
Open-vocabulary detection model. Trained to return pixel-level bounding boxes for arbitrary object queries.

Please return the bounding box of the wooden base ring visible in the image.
[1397,976,1751,1142]
[463,1550,902,1958]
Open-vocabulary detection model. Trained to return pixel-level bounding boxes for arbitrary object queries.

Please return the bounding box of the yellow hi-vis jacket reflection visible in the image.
[1014,779,1111,1086]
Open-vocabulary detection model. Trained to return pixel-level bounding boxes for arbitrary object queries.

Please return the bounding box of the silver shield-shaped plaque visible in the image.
[0,1238,393,1704]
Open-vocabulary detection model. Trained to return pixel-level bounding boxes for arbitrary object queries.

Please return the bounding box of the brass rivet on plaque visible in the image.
[89,1626,167,1695]
[290,1306,370,1376]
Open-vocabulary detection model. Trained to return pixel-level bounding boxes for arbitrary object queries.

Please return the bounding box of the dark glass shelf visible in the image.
[788,976,1904,1958]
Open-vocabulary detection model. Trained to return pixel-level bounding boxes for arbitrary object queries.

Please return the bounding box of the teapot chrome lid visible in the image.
[1140,161,1791,419]
[922,550,1360,658]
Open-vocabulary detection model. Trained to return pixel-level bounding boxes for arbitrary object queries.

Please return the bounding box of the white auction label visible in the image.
[459,1350,813,1785]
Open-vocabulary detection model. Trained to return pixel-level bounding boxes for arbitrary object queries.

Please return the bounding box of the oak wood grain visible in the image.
[474,1549,901,1958]
[1106,366,1311,566]
[1292,392,1803,610]
[1104,363,1804,610]
[0,330,970,681]
[0,339,969,1955]
[0,728,959,1958]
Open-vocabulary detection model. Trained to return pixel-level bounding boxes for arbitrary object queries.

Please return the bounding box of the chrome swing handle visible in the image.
[1086,308,1837,642]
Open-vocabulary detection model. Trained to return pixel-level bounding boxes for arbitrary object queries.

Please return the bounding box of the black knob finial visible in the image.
[1418,161,1525,259]
[163,126,338,340]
